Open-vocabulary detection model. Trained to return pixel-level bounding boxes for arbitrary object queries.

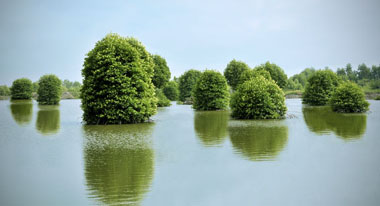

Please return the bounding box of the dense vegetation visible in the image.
[224,59,250,90]
[81,33,157,124]
[152,55,171,89]
[37,74,62,105]
[255,61,288,89]
[302,70,341,106]
[156,88,171,107]
[10,78,33,100]
[0,85,10,96]
[231,76,286,119]
[192,70,229,111]
[178,69,202,102]
[163,81,179,101]
[238,68,272,86]
[62,80,81,98]
[330,82,369,113]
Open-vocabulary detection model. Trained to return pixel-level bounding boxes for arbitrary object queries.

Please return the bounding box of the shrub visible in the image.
[375,96,380,100]
[152,54,171,89]
[10,78,33,100]
[231,76,287,119]
[37,74,62,105]
[163,81,179,101]
[178,69,202,102]
[238,68,271,86]
[81,33,157,124]
[302,69,341,106]
[156,88,171,107]
[329,82,369,113]
[0,85,10,96]
[224,59,250,90]
[192,70,229,111]
[254,61,288,88]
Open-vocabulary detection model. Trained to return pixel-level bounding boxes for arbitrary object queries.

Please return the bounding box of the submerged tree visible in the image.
[224,59,250,90]
[329,82,369,113]
[10,78,33,100]
[37,74,62,105]
[178,69,202,102]
[81,33,157,124]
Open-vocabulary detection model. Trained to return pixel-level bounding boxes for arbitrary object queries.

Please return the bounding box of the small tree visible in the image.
[163,81,179,101]
[192,70,229,111]
[231,76,287,119]
[254,61,288,88]
[302,69,341,106]
[178,69,202,102]
[156,88,171,107]
[224,59,250,90]
[37,74,62,105]
[0,85,11,96]
[152,55,171,89]
[330,82,369,113]
[10,78,33,100]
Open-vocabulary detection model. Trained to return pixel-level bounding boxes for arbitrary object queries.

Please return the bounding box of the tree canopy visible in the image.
[37,74,62,105]
[330,82,369,113]
[10,78,33,100]
[152,54,171,89]
[224,59,250,90]
[178,69,202,102]
[254,61,287,89]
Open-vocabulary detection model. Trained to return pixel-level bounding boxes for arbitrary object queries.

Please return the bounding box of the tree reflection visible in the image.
[9,100,33,126]
[36,105,60,135]
[83,124,155,206]
[229,120,288,161]
[194,110,229,147]
[303,106,367,141]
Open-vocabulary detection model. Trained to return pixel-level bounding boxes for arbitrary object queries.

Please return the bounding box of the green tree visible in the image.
[81,33,157,124]
[223,59,250,90]
[37,74,62,105]
[254,61,288,88]
[345,63,357,81]
[0,85,10,96]
[370,65,380,79]
[32,82,39,93]
[287,68,316,89]
[231,76,287,119]
[192,70,229,111]
[10,78,33,100]
[302,69,341,106]
[163,80,179,101]
[178,69,202,102]
[330,82,369,113]
[238,68,272,86]
[156,88,171,107]
[152,54,171,89]
[357,63,371,80]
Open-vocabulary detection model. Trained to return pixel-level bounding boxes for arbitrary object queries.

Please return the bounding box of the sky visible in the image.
[0,0,379,85]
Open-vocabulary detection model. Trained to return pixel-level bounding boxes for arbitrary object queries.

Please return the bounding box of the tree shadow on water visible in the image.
[9,100,33,126]
[194,110,229,147]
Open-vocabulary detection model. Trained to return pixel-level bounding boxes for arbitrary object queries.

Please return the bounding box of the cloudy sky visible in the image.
[0,0,379,85]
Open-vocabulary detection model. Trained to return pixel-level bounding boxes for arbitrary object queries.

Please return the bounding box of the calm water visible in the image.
[0,99,380,206]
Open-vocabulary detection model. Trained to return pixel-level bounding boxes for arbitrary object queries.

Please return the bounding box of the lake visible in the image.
[0,99,379,206]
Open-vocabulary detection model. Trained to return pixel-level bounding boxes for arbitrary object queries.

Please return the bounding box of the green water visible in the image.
[0,99,379,205]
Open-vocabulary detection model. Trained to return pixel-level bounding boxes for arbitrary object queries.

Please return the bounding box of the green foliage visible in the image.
[375,96,380,100]
[37,74,62,105]
[286,68,316,90]
[10,78,33,100]
[231,76,287,119]
[178,69,202,102]
[81,33,157,124]
[192,70,229,111]
[254,61,288,88]
[223,59,250,90]
[32,82,39,93]
[369,80,380,89]
[152,54,171,88]
[62,79,82,98]
[156,88,171,107]
[329,82,369,113]
[302,69,341,106]
[163,81,179,101]
[238,68,271,86]
[0,85,10,96]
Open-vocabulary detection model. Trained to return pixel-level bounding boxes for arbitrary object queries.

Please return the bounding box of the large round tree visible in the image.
[10,78,33,100]
[178,69,202,102]
[224,59,250,90]
[329,82,369,113]
[152,54,171,89]
[302,69,341,106]
[254,61,287,89]
[81,33,157,124]
[192,70,229,111]
[37,74,62,105]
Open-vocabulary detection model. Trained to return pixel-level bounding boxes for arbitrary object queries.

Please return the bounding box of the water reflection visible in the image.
[303,106,367,141]
[9,100,33,126]
[194,111,229,147]
[229,120,288,161]
[83,124,155,206]
[36,105,60,135]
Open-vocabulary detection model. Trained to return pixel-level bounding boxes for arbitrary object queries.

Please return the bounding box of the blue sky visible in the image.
[0,0,379,85]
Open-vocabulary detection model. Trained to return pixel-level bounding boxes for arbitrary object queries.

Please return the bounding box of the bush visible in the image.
[178,69,202,102]
[231,76,287,119]
[238,68,271,86]
[330,82,369,113]
[0,85,10,96]
[10,78,33,100]
[163,81,179,101]
[302,69,341,106]
[152,55,171,89]
[224,59,250,90]
[254,61,288,88]
[81,33,157,124]
[37,74,62,105]
[156,88,171,107]
[192,70,229,111]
